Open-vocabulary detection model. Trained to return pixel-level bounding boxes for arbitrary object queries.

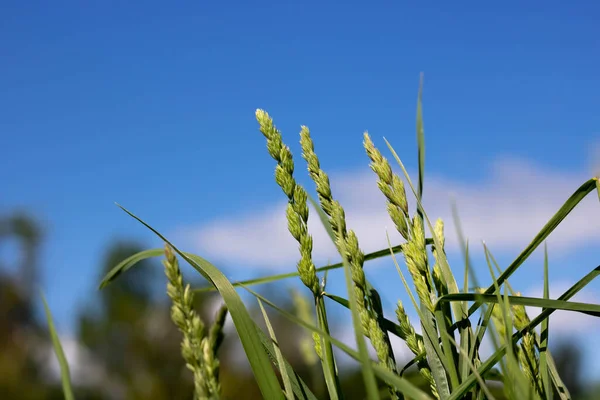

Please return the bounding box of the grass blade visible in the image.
[114,204,284,400]
[447,265,600,399]
[258,299,293,400]
[243,286,434,400]
[540,244,552,400]
[308,193,344,400]
[99,248,163,289]
[443,331,496,400]
[41,292,75,400]
[255,319,319,400]
[314,294,343,400]
[193,240,432,294]
[468,178,598,316]
[416,73,425,201]
[436,293,600,317]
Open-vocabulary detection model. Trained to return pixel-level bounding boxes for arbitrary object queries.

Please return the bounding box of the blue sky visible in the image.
[2,0,600,380]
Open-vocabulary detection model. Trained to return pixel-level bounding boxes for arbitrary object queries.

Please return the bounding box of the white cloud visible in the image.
[178,156,600,271]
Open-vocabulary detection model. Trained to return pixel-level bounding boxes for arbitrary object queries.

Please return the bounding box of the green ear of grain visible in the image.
[309,192,379,400]
[384,138,462,396]
[258,299,294,400]
[447,265,600,399]
[41,292,75,400]
[113,204,284,400]
[243,286,434,400]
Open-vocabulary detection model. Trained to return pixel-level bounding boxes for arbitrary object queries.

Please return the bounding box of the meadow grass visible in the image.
[46,81,600,400]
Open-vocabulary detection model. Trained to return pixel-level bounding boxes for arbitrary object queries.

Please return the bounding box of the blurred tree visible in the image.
[0,212,63,399]
[552,340,585,399]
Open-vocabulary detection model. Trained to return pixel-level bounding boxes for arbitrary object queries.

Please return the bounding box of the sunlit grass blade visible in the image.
[540,244,552,400]
[545,352,571,400]
[307,194,343,400]
[99,248,163,289]
[258,299,293,400]
[255,319,319,400]
[436,293,600,316]
[451,202,480,391]
[447,265,600,399]
[459,241,471,384]
[243,286,434,400]
[412,78,459,395]
[442,331,496,400]
[114,204,284,400]
[416,72,425,201]
[468,178,598,316]
[315,294,343,400]
[41,292,75,400]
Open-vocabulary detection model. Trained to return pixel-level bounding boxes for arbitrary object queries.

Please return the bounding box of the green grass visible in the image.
[46,80,600,400]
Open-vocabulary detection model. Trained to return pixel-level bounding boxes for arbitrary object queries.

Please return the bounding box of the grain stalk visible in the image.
[163,245,227,400]
[256,109,342,399]
[301,128,400,399]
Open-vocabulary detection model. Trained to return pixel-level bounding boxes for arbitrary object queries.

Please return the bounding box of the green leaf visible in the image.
[442,331,496,400]
[416,73,425,201]
[436,293,600,317]
[468,178,598,316]
[257,299,293,400]
[309,194,343,400]
[99,248,163,289]
[41,292,75,400]
[314,294,342,400]
[243,286,434,400]
[540,244,552,400]
[114,204,284,400]
[255,320,319,400]
[447,265,600,399]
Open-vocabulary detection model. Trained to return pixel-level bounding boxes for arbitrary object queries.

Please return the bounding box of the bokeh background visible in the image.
[2,1,600,399]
